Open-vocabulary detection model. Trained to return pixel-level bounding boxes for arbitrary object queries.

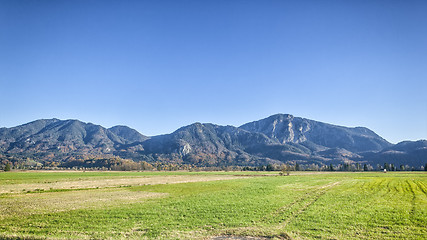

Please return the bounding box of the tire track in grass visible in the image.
[280,181,341,227]
[386,180,393,194]
[407,179,427,229]
[260,191,314,223]
[406,180,416,223]
[209,181,341,240]
[415,181,427,196]
[258,181,341,227]
[260,181,341,240]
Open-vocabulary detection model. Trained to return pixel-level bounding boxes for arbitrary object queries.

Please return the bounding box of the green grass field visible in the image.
[0,171,426,239]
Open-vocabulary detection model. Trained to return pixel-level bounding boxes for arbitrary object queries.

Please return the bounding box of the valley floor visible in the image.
[0,171,426,239]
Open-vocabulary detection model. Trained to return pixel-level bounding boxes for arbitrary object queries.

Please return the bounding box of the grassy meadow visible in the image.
[0,171,426,239]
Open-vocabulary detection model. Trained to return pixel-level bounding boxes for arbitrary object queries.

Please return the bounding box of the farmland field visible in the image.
[0,171,426,239]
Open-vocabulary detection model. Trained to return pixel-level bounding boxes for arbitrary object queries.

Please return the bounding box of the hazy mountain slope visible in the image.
[386,140,427,152]
[360,140,427,167]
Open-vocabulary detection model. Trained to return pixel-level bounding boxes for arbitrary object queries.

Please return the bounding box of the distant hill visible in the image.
[108,125,149,143]
[360,140,427,168]
[0,119,147,156]
[0,114,425,168]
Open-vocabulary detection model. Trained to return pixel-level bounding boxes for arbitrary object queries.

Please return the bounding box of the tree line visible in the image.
[1,153,426,172]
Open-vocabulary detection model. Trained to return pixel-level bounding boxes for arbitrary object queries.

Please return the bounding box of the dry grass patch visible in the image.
[0,174,249,193]
[0,188,166,219]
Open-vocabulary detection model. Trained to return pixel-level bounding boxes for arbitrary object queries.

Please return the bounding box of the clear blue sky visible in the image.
[1,0,426,143]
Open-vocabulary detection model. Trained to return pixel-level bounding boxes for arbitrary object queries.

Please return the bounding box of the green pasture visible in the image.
[0,171,426,239]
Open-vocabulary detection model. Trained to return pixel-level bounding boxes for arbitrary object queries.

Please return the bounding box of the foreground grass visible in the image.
[0,171,426,239]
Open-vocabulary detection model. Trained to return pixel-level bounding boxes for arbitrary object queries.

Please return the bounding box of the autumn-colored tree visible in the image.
[4,163,11,171]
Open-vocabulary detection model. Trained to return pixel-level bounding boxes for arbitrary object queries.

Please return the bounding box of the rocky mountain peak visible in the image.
[240,114,391,152]
[239,114,309,144]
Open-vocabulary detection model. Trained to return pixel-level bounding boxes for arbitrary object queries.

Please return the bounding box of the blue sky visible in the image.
[1,0,426,143]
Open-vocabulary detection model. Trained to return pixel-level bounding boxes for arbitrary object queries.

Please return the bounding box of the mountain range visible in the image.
[1,114,426,168]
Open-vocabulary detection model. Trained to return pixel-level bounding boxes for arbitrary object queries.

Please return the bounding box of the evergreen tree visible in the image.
[295,163,300,171]
[363,164,368,171]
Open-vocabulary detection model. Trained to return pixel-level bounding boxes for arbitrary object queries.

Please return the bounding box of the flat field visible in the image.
[0,171,426,239]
